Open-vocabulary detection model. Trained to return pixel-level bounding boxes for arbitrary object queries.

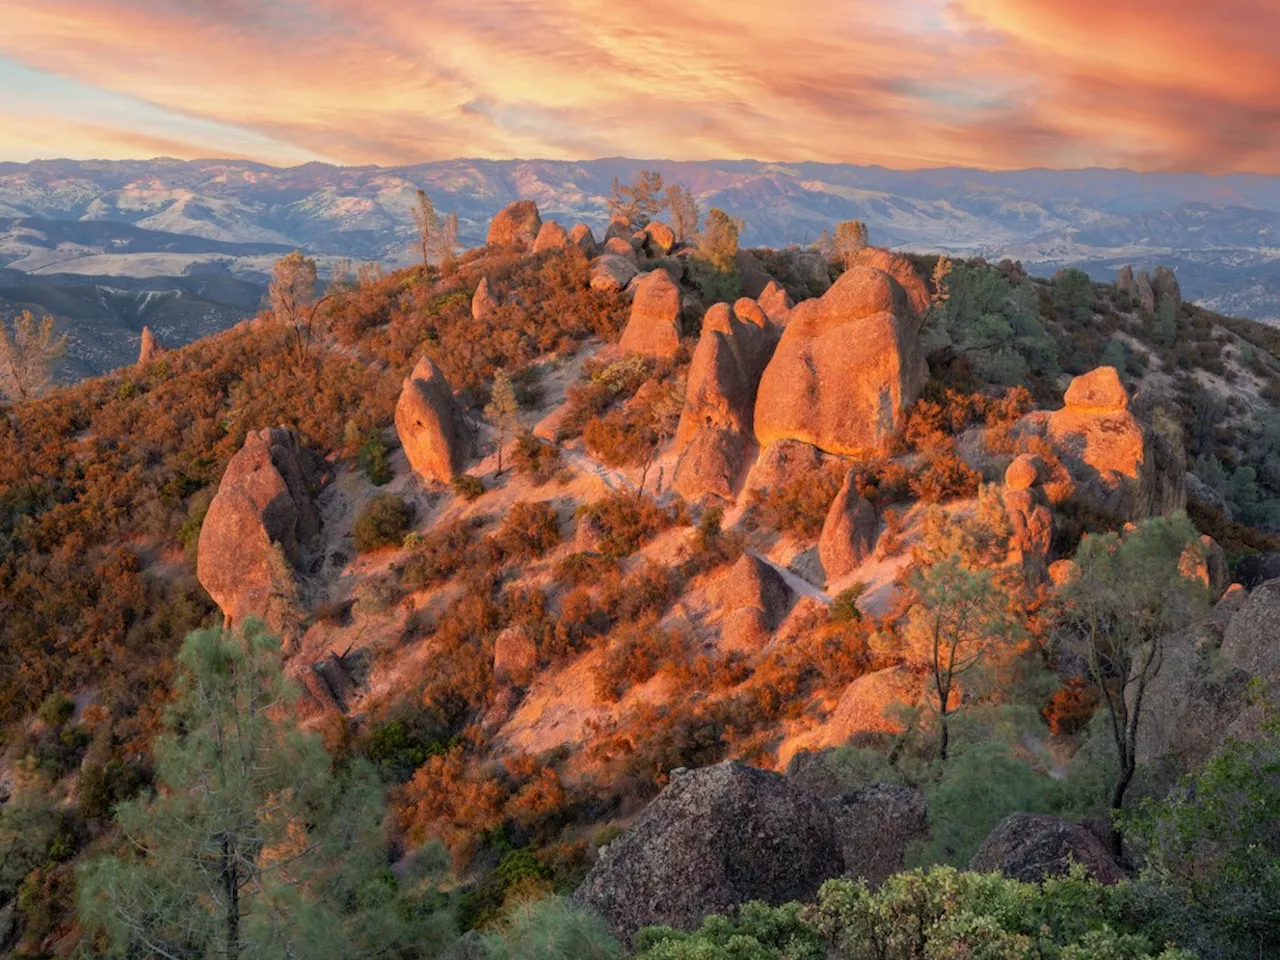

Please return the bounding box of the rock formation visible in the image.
[570,762,840,941]
[735,250,773,299]
[1116,265,1136,299]
[829,783,929,886]
[569,223,598,256]
[743,439,824,498]
[197,427,321,628]
[641,221,675,257]
[969,813,1123,884]
[137,325,162,365]
[1003,454,1053,575]
[1135,271,1157,313]
[471,277,499,322]
[672,300,778,501]
[589,255,638,293]
[394,356,465,483]
[618,270,683,359]
[818,471,878,583]
[532,220,569,254]
[758,280,794,325]
[1152,265,1181,309]
[754,264,928,457]
[1046,367,1184,522]
[845,247,931,321]
[603,236,638,263]
[486,200,542,250]
[720,554,792,652]
[1222,578,1280,691]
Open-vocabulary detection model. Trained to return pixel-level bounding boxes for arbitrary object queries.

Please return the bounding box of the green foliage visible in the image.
[1125,691,1280,958]
[608,170,667,228]
[358,431,393,486]
[929,263,1059,384]
[486,369,521,473]
[354,493,415,553]
[1154,295,1178,348]
[830,584,865,624]
[37,690,74,727]
[484,896,622,960]
[362,712,452,784]
[1054,268,1096,323]
[78,622,454,959]
[636,868,1194,960]
[453,473,486,500]
[692,208,743,301]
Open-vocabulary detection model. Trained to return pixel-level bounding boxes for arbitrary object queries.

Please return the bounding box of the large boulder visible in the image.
[604,236,639,263]
[197,427,321,627]
[969,813,1123,884]
[819,471,878,583]
[571,762,843,941]
[736,250,773,299]
[829,784,929,886]
[471,276,499,322]
[641,221,676,257]
[1152,266,1181,309]
[1047,367,1183,522]
[619,270,683,359]
[758,280,794,325]
[590,255,638,293]
[744,439,825,498]
[532,220,570,254]
[1236,554,1280,590]
[672,301,778,501]
[1222,578,1280,690]
[569,223,598,256]
[754,265,928,456]
[1116,265,1136,299]
[720,554,792,653]
[395,356,465,484]
[486,200,541,251]
[1135,271,1157,313]
[845,248,930,322]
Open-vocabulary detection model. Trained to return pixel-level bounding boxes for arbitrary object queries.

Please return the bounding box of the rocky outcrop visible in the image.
[486,200,541,251]
[1222,578,1280,691]
[197,427,321,628]
[569,223,598,256]
[829,784,929,886]
[471,277,499,322]
[672,300,778,501]
[1003,454,1053,576]
[1152,266,1181,309]
[736,250,773,299]
[819,471,878,583]
[494,625,537,685]
[604,236,638,263]
[1236,554,1280,590]
[1116,265,1136,299]
[758,280,794,325]
[137,325,162,365]
[572,762,843,941]
[969,813,1123,884]
[604,217,633,242]
[618,270,682,359]
[394,356,465,483]
[845,247,930,322]
[641,221,675,257]
[1047,367,1184,522]
[754,265,928,457]
[1185,471,1232,519]
[532,220,570,254]
[744,439,824,498]
[589,255,638,293]
[720,554,792,652]
[1135,271,1157,313]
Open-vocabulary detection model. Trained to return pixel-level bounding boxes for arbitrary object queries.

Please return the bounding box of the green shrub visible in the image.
[483,896,621,960]
[453,473,485,500]
[353,493,414,553]
[358,432,393,485]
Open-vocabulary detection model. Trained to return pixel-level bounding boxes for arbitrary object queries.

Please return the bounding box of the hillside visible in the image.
[1,202,1279,957]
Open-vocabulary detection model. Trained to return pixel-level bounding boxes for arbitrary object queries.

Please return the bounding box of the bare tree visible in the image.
[834,220,870,266]
[665,183,700,243]
[905,554,1021,761]
[0,311,68,403]
[1054,516,1208,855]
[411,189,438,268]
[269,251,328,365]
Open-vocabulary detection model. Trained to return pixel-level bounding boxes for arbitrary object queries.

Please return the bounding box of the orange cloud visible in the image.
[0,0,1275,171]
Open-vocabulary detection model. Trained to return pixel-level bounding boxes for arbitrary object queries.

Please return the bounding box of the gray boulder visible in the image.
[969,813,1123,884]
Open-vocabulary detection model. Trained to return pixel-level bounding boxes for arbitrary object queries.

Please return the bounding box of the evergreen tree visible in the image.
[664,183,699,244]
[833,220,869,267]
[485,369,520,475]
[691,208,743,302]
[607,171,666,227]
[79,621,453,959]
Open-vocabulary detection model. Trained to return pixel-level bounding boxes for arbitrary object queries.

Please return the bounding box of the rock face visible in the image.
[846,247,930,321]
[819,471,878,583]
[569,223,598,256]
[758,280,794,325]
[969,813,1123,884]
[532,220,569,254]
[1152,266,1181,309]
[1047,367,1181,522]
[618,270,683,358]
[571,762,844,942]
[197,427,321,626]
[744,439,824,498]
[486,200,542,250]
[1135,271,1157,313]
[471,277,499,322]
[736,250,773,299]
[1236,554,1280,590]
[589,255,638,293]
[830,784,929,886]
[1116,265,1136,299]
[394,356,465,483]
[1002,455,1053,576]
[493,625,537,685]
[604,236,638,263]
[137,325,162,365]
[641,221,676,257]
[672,301,778,501]
[754,265,928,457]
[1222,579,1280,690]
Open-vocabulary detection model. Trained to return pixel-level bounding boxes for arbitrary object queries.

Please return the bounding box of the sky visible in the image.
[0,0,1277,173]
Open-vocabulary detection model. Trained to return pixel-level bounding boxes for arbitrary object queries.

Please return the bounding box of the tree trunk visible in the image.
[222,835,239,960]
[1109,759,1135,858]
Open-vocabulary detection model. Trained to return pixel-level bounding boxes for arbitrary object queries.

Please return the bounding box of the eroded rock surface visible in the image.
[486,200,542,250]
[969,813,1123,884]
[395,356,465,483]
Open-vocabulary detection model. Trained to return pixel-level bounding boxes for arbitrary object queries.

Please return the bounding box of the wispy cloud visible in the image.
[0,0,1275,171]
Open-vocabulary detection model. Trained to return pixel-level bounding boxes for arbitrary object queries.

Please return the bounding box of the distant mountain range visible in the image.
[3,157,1280,378]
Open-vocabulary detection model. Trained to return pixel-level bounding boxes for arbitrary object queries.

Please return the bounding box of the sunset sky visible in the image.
[1,0,1276,172]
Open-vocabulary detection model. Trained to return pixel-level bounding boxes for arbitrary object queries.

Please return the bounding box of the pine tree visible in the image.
[269,251,326,365]
[411,188,438,268]
[664,183,699,244]
[485,369,520,475]
[0,310,68,403]
[78,621,454,959]
[833,220,869,267]
[607,171,666,228]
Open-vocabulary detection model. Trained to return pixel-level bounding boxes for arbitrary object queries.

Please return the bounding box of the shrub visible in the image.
[500,501,561,559]
[483,896,621,960]
[512,432,563,485]
[594,620,683,702]
[577,493,673,559]
[453,473,485,500]
[358,431,393,485]
[554,552,619,588]
[353,493,414,553]
[910,443,982,503]
[397,518,480,589]
[749,463,843,538]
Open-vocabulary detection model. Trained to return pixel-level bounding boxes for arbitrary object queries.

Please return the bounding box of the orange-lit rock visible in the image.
[394,356,465,483]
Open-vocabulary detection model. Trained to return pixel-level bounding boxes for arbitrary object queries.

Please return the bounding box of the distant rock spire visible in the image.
[137,326,162,365]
